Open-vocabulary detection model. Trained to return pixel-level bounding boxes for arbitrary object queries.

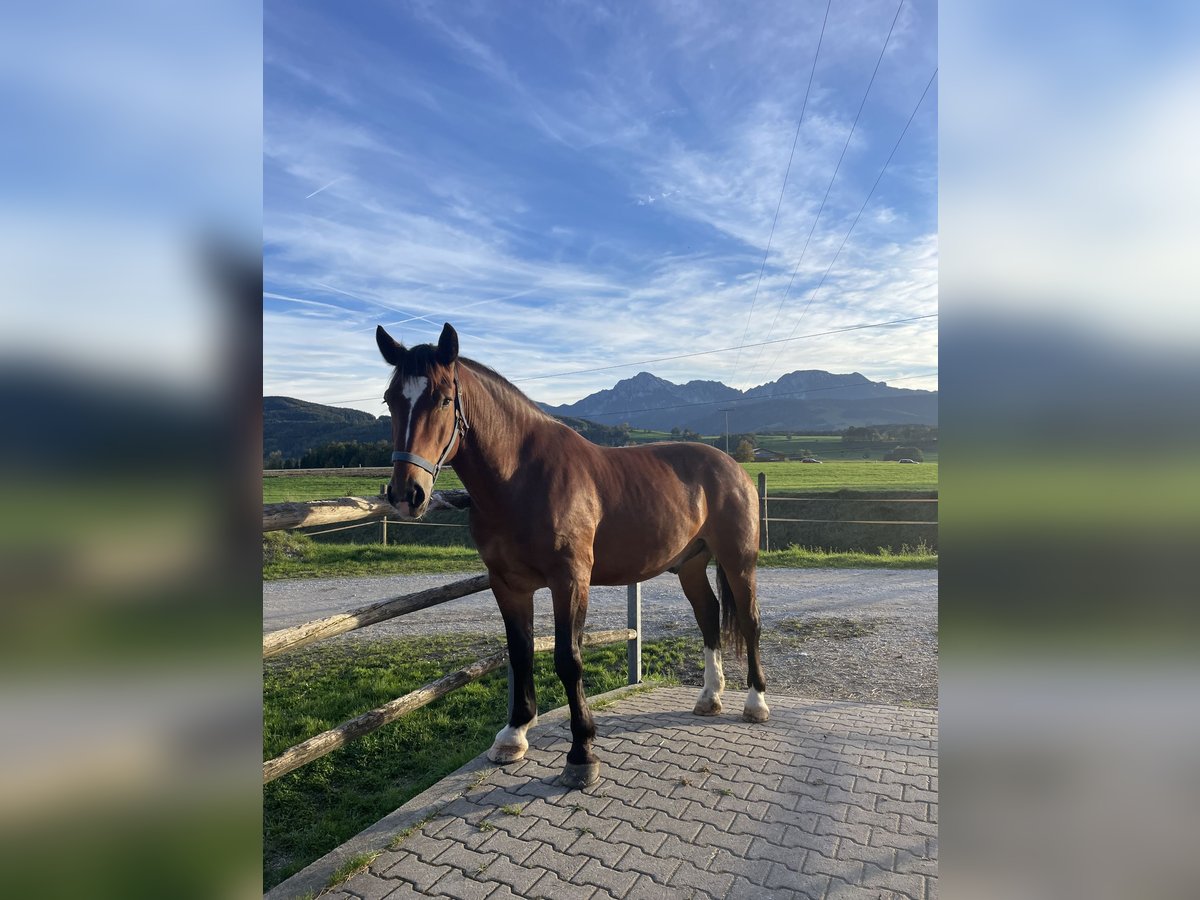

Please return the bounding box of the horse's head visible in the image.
[376,322,467,519]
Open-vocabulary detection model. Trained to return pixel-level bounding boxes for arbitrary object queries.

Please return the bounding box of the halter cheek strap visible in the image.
[391,372,469,483]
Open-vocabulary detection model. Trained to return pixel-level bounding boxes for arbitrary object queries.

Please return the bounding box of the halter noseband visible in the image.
[391,371,469,482]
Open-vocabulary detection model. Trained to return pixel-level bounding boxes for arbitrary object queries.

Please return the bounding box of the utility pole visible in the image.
[720,408,733,453]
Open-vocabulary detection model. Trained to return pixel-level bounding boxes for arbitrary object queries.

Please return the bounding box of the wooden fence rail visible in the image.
[263,629,635,783]
[263,496,392,532]
[263,574,492,658]
[263,490,472,532]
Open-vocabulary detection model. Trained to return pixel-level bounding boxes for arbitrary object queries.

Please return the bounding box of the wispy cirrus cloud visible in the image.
[265,0,937,410]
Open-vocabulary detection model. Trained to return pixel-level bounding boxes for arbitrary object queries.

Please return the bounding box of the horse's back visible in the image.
[603,440,756,506]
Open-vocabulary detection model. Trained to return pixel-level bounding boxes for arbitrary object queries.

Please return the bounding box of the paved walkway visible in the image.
[294,686,936,900]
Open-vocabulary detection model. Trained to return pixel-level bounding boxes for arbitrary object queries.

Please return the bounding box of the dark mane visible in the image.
[386,348,551,422]
[458,358,553,421]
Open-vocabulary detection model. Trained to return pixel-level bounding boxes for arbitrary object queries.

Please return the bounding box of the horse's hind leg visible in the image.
[716,559,770,723]
[487,578,537,764]
[678,551,725,716]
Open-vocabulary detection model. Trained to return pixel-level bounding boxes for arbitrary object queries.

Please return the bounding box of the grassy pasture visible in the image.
[740,459,937,493]
[262,458,937,503]
[626,430,938,460]
[263,471,464,504]
[625,429,673,443]
[263,531,936,580]
[748,433,841,452]
[263,635,687,889]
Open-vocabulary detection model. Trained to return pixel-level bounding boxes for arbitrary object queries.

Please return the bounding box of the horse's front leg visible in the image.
[487,578,537,764]
[549,566,599,788]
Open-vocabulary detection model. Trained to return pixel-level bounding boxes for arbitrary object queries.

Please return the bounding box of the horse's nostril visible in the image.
[407,482,427,509]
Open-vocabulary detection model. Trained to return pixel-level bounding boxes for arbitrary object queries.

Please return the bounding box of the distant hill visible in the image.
[263,397,631,462]
[263,396,392,461]
[540,369,937,432]
[265,367,936,461]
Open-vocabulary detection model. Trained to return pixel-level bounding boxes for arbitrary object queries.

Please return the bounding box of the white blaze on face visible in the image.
[400,376,428,448]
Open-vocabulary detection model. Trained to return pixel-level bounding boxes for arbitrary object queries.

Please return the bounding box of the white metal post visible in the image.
[627,582,642,684]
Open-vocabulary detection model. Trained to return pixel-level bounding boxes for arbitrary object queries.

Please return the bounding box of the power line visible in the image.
[731,0,833,382]
[744,0,906,389]
[755,66,938,384]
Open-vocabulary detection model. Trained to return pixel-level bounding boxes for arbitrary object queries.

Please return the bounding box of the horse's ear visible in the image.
[376,325,405,366]
[436,322,459,366]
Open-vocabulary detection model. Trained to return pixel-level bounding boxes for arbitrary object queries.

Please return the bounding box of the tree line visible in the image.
[841,424,938,445]
[265,422,938,468]
[264,417,636,468]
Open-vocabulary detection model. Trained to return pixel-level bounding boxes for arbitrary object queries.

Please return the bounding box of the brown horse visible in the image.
[377,323,768,788]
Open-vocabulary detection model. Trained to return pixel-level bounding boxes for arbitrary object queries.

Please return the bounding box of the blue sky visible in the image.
[264,0,937,412]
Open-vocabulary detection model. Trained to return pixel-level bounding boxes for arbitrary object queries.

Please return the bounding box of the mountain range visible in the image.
[264,368,936,460]
[539,369,937,433]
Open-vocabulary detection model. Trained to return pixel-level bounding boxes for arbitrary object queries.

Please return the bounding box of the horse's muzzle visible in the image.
[387,475,429,519]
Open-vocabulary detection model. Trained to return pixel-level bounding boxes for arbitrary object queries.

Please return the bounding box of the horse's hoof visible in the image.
[693,696,723,716]
[743,689,770,723]
[487,718,535,764]
[560,761,601,789]
[487,744,526,764]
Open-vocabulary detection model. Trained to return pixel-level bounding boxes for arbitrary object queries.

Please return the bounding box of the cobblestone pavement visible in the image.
[313,686,938,900]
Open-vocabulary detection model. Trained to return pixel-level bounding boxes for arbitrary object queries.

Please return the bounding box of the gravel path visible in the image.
[263,568,938,707]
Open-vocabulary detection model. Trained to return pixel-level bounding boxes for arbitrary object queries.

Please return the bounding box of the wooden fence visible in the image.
[262,496,643,784]
[262,488,470,533]
[263,477,937,553]
[755,473,939,552]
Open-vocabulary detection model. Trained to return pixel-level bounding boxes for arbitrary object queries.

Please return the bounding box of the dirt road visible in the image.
[263,568,938,706]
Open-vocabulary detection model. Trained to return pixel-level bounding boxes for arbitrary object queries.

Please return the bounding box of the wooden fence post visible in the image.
[627,582,642,685]
[381,518,388,546]
[758,472,769,552]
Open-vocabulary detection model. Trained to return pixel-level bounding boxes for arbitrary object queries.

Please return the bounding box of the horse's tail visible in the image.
[715,563,745,658]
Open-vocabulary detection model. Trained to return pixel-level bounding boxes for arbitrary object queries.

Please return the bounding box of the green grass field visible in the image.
[263,635,684,889]
[263,458,936,503]
[744,433,840,452]
[626,430,937,460]
[263,471,465,504]
[263,531,935,580]
[739,459,937,493]
[625,429,673,443]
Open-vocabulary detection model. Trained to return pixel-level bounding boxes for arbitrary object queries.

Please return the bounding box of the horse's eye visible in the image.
[440,396,452,408]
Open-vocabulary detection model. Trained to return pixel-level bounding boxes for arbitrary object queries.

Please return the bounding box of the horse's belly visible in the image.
[589,519,697,585]
[588,556,683,586]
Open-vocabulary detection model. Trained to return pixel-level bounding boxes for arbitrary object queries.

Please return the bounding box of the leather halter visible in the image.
[391,371,469,482]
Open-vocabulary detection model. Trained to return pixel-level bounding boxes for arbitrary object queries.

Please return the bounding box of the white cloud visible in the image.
[941,4,1199,344]
[264,0,938,411]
